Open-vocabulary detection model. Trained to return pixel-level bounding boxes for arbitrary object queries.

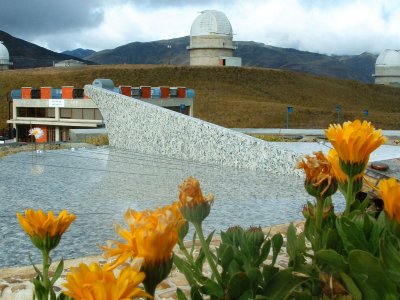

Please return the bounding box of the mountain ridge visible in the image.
[0,31,377,83]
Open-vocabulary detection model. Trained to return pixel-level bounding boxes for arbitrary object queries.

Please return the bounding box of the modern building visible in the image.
[187,10,242,67]
[374,49,400,87]
[54,59,86,68]
[0,41,13,70]
[7,80,195,142]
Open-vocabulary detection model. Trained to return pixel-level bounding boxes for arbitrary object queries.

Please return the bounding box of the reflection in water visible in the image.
[0,147,344,268]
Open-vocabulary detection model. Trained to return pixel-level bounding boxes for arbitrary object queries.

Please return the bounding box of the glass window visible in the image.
[60,108,72,118]
[72,108,83,119]
[83,108,95,120]
[94,109,103,120]
[17,107,27,117]
[47,108,55,118]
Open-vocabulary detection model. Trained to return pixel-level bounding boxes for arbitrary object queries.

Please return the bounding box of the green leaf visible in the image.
[190,231,197,256]
[173,255,196,286]
[336,217,370,253]
[315,249,348,273]
[203,279,224,298]
[262,265,279,287]
[176,288,189,300]
[247,267,263,294]
[50,259,64,285]
[296,232,306,253]
[271,233,283,266]
[220,244,235,270]
[258,239,271,266]
[348,250,397,300]
[339,272,362,300]
[191,286,203,300]
[286,223,297,260]
[380,233,400,283]
[29,255,43,279]
[263,268,305,300]
[227,272,251,299]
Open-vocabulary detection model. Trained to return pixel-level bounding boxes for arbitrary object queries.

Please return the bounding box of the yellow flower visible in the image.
[16,209,75,251]
[326,149,348,184]
[325,120,386,176]
[297,151,337,198]
[379,178,400,223]
[102,202,183,269]
[63,262,150,300]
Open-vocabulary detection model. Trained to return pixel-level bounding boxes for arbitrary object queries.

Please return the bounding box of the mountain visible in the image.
[0,31,378,83]
[235,42,378,83]
[84,36,189,65]
[0,31,95,69]
[85,36,378,83]
[62,48,95,59]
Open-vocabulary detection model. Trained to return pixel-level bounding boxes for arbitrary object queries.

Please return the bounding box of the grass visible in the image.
[1,65,400,131]
[84,135,109,146]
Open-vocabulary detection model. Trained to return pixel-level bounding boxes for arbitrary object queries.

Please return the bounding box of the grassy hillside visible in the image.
[1,65,399,132]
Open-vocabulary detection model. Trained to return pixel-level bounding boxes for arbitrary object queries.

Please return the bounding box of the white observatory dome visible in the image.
[0,41,10,60]
[376,49,400,66]
[190,10,233,37]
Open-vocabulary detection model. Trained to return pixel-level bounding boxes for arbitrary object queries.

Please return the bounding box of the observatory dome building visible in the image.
[188,10,241,67]
[374,49,400,87]
[0,41,12,70]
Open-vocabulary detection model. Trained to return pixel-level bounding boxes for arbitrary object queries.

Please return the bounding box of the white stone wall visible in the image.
[84,85,301,175]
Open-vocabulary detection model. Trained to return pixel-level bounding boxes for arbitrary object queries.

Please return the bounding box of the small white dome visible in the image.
[376,49,400,66]
[0,41,10,60]
[190,10,233,37]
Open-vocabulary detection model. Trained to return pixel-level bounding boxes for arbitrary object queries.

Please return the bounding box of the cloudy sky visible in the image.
[1,0,399,55]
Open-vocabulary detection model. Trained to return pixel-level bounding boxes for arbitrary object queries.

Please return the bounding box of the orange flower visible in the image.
[102,202,183,269]
[16,209,75,251]
[178,176,214,208]
[178,176,214,223]
[63,262,150,300]
[297,151,337,198]
[325,120,386,175]
[379,178,400,223]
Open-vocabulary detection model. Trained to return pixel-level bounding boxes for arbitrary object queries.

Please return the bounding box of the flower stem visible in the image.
[41,249,50,299]
[344,176,354,215]
[315,197,324,251]
[178,238,195,265]
[192,222,222,285]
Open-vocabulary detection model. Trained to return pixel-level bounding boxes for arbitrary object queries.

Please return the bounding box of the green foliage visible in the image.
[84,135,109,146]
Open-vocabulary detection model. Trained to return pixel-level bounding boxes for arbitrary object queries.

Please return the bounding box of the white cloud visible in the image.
[5,0,400,54]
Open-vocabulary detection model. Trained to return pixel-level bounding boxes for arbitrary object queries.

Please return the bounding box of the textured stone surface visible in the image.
[84,85,301,175]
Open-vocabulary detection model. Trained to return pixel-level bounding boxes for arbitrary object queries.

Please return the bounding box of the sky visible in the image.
[1,0,399,55]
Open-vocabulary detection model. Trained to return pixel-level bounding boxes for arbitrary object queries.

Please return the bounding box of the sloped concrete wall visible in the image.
[84,85,301,175]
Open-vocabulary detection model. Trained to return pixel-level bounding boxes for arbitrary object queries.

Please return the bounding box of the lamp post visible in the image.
[179,104,186,114]
[286,106,293,129]
[364,109,369,121]
[167,44,172,65]
[336,105,341,124]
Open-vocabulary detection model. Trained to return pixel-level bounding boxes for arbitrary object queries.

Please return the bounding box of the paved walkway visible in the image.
[232,128,400,137]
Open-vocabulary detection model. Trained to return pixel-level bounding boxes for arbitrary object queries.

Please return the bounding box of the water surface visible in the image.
[0,146,345,268]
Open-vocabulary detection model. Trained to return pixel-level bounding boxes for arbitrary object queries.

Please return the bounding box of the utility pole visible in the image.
[286,106,293,129]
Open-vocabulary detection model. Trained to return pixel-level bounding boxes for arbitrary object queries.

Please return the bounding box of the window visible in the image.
[83,108,95,120]
[17,107,55,118]
[72,108,83,119]
[95,109,103,120]
[60,108,72,118]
